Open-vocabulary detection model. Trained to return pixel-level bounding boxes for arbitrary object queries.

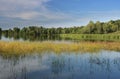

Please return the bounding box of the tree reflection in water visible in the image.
[0,51,120,79]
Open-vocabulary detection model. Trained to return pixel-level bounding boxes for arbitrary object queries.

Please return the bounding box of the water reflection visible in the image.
[1,34,117,42]
[0,51,120,79]
[1,34,62,41]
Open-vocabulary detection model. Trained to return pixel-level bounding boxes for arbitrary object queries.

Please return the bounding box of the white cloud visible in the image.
[0,0,51,19]
[0,0,76,29]
[1,0,120,29]
[0,0,49,11]
[5,12,40,20]
[0,0,72,21]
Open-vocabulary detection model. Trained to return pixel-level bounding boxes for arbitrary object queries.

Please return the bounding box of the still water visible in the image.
[0,51,120,79]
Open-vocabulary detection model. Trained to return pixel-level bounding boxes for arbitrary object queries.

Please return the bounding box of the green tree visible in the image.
[86,21,95,34]
[96,21,103,34]
[13,27,20,34]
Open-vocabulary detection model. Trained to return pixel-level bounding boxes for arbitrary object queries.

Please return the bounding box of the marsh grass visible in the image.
[60,34,120,41]
[0,41,120,55]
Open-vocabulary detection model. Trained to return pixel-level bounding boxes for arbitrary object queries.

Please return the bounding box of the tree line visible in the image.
[1,19,120,37]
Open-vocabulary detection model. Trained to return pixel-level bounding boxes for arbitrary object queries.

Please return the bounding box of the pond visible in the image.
[0,50,120,79]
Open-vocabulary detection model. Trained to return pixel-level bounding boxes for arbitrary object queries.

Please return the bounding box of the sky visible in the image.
[0,0,120,29]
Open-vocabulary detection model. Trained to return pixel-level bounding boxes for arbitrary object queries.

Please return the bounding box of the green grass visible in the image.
[60,34,120,41]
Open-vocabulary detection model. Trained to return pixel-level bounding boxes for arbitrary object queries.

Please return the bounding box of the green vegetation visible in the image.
[0,28,2,35]
[2,19,120,36]
[60,34,120,41]
[1,19,120,41]
[0,20,120,54]
[0,41,120,54]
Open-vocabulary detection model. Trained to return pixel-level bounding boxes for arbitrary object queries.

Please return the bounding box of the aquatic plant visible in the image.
[0,41,120,54]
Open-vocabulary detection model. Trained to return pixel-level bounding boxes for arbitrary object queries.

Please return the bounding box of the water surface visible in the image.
[0,51,120,79]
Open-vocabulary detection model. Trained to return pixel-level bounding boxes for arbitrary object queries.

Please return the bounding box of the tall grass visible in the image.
[60,34,120,41]
[0,41,120,54]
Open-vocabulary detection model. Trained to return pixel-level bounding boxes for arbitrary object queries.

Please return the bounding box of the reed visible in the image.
[0,41,120,54]
[60,34,120,41]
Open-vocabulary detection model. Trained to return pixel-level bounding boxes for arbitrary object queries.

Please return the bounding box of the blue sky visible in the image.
[0,0,120,29]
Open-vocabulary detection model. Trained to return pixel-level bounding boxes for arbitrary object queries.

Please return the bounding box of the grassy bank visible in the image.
[60,34,120,41]
[0,41,120,54]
